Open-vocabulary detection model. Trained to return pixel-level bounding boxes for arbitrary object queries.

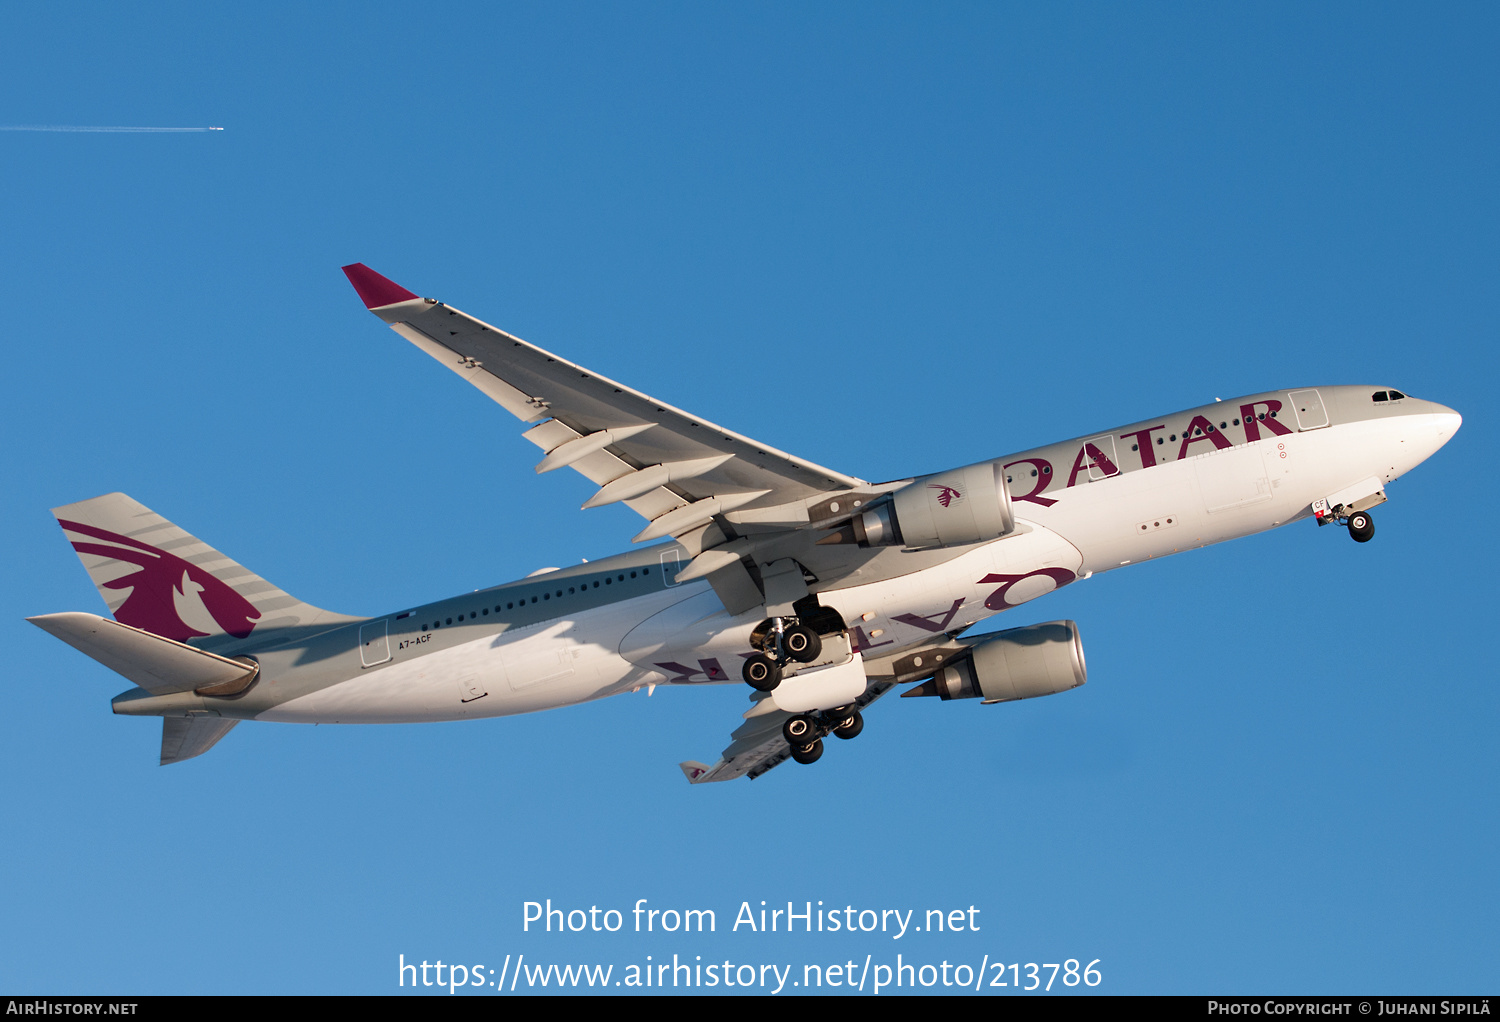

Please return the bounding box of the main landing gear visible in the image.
[783,706,864,766]
[740,610,859,767]
[740,616,824,692]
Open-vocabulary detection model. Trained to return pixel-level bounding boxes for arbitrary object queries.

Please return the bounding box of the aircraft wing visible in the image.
[342,264,867,546]
[679,677,898,783]
[679,635,980,782]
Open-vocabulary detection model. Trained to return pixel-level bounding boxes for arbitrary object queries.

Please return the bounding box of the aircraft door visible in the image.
[1288,389,1329,430]
[359,619,391,667]
[660,550,683,587]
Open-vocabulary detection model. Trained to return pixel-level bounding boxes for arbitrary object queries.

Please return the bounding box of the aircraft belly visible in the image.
[258,595,664,724]
[1048,419,1425,574]
[822,526,1085,648]
[618,585,762,675]
[618,527,1084,684]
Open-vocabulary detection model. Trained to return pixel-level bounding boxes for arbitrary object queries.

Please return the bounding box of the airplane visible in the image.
[29,264,1463,781]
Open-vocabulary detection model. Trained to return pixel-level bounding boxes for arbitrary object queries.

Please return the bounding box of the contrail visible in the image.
[0,125,223,133]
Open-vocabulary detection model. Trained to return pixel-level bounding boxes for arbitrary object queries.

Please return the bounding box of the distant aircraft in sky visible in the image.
[30,266,1462,780]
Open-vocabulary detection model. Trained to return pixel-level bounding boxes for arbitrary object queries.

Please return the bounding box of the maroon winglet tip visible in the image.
[341,263,419,309]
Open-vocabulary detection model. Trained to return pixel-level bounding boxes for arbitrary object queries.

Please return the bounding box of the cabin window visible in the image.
[507,602,514,610]
[421,624,428,631]
[1156,437,1164,444]
[1041,465,1051,475]
[643,567,650,575]
[605,578,611,585]
[446,617,452,625]
[1131,444,1138,451]
[630,571,637,578]
[482,608,488,615]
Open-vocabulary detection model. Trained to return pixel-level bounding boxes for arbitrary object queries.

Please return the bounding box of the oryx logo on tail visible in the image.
[58,520,262,642]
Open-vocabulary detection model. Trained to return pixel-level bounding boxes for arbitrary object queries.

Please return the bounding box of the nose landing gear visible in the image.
[1313,498,1376,543]
[1347,510,1375,543]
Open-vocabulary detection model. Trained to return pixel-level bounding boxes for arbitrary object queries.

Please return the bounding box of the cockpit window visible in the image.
[1373,391,1389,402]
[1389,390,1405,400]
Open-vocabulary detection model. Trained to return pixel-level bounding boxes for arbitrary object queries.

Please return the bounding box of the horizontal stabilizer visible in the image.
[161,716,238,765]
[28,612,258,695]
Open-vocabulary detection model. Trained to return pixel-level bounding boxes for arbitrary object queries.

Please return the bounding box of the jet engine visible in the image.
[904,621,1086,702]
[853,462,1015,550]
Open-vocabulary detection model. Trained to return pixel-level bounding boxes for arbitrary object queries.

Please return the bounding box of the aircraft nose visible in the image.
[1418,404,1462,460]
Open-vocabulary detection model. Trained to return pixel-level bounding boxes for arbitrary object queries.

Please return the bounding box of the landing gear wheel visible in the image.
[782,625,822,664]
[743,654,782,691]
[782,714,819,745]
[1348,511,1375,543]
[790,738,824,765]
[832,710,864,740]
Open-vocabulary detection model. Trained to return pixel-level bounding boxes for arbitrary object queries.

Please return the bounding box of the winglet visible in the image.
[679,760,714,783]
[680,759,736,784]
[341,263,420,309]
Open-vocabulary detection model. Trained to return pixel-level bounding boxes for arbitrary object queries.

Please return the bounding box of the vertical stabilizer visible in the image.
[51,493,356,652]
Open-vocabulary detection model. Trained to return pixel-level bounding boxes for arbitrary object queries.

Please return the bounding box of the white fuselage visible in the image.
[256,406,1459,725]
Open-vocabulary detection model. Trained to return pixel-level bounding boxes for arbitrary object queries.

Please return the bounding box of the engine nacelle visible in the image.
[914,621,1086,702]
[853,462,1015,550]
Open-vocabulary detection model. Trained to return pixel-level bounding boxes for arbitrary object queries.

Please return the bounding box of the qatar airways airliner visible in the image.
[30,265,1461,780]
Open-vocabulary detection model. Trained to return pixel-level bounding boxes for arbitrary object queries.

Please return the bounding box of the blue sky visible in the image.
[2,2,1495,994]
